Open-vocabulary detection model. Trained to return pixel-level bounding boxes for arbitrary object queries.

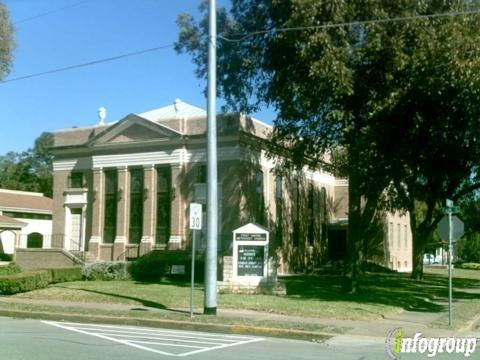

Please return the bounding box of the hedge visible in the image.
[129,251,204,282]
[456,262,480,270]
[0,266,83,295]
[0,263,22,276]
[0,270,50,295]
[47,267,83,283]
[82,261,130,281]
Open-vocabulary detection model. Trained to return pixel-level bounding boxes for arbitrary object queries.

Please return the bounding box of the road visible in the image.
[0,317,477,359]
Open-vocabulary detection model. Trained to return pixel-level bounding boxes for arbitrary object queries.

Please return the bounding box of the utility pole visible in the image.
[204,0,217,315]
[448,202,453,327]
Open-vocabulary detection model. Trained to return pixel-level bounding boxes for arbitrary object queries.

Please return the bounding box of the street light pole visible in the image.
[204,0,218,315]
[448,209,453,327]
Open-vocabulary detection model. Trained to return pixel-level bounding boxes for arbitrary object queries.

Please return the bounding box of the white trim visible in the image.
[0,189,44,197]
[141,236,154,243]
[114,236,127,243]
[0,206,52,215]
[335,179,349,186]
[169,235,182,244]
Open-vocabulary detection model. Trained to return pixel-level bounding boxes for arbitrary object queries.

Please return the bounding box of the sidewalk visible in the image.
[0,295,475,342]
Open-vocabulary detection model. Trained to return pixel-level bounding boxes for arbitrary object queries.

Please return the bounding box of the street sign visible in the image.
[443,206,460,214]
[189,203,202,230]
[437,215,464,241]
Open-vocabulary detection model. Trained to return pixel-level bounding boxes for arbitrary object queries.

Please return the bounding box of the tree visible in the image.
[176,0,480,288]
[0,1,14,80]
[0,133,54,197]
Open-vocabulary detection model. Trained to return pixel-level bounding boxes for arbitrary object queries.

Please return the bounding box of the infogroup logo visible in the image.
[385,328,477,359]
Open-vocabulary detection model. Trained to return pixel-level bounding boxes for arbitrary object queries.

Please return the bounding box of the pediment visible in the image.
[90,114,181,146]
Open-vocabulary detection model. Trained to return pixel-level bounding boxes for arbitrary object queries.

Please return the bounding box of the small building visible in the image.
[50,99,412,273]
[0,189,53,255]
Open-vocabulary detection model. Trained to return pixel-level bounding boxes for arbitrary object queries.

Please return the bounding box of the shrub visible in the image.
[128,251,204,282]
[82,261,130,281]
[0,270,49,295]
[457,262,480,270]
[0,253,12,261]
[0,263,22,276]
[47,267,83,283]
[457,234,480,263]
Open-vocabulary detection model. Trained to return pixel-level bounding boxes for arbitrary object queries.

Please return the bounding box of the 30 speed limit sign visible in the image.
[189,203,202,230]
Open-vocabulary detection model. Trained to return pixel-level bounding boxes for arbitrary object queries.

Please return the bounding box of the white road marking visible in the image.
[42,321,264,357]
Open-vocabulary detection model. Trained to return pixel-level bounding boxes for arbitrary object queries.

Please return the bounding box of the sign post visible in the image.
[437,200,464,327]
[189,203,202,318]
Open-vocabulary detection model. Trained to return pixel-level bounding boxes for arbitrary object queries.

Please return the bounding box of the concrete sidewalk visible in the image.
[0,295,475,342]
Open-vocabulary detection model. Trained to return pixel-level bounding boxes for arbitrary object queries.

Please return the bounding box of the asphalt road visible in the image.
[0,317,477,359]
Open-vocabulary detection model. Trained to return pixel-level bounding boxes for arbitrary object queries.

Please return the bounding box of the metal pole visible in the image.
[448,211,453,327]
[190,230,196,318]
[205,0,218,315]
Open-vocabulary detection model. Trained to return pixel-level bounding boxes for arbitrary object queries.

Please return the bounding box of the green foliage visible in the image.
[82,261,130,281]
[0,270,50,295]
[0,266,83,295]
[456,262,480,270]
[47,267,83,284]
[0,3,14,80]
[0,132,54,197]
[177,0,480,281]
[457,233,480,263]
[128,251,204,282]
[0,253,12,261]
[0,263,21,276]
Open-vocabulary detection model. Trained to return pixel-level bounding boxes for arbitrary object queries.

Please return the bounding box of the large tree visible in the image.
[0,133,54,197]
[177,0,480,288]
[0,1,14,79]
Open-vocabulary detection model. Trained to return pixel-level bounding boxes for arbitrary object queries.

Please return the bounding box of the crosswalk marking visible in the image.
[42,321,264,357]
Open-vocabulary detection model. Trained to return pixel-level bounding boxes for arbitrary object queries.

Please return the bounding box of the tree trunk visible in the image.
[343,168,363,294]
[411,230,426,280]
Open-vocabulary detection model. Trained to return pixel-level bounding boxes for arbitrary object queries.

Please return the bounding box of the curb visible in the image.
[0,309,335,342]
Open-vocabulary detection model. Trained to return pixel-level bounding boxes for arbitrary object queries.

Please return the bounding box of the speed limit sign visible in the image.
[189,203,202,230]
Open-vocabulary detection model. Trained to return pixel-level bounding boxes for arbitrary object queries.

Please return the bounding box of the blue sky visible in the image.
[0,0,275,154]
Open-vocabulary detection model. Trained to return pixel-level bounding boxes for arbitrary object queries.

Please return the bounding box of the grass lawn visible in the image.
[11,266,480,322]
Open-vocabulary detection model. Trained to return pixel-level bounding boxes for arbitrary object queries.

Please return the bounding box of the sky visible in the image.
[0,0,275,155]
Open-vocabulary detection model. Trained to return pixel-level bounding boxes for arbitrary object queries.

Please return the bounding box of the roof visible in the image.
[0,214,26,228]
[0,189,53,214]
[139,99,206,121]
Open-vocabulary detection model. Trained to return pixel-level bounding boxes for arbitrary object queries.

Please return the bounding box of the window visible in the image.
[70,172,84,188]
[275,176,283,245]
[404,225,408,248]
[198,165,207,183]
[156,167,171,245]
[275,176,282,200]
[27,232,43,248]
[254,170,265,225]
[103,170,117,244]
[129,168,144,244]
[397,223,401,248]
[293,178,300,247]
[389,222,394,247]
[321,187,327,243]
[2,211,52,220]
[307,184,315,246]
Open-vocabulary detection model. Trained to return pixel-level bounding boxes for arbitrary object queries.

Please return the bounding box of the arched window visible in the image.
[27,232,43,248]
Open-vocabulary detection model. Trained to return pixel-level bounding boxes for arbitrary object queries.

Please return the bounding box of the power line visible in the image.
[0,44,174,85]
[14,0,94,25]
[218,9,480,42]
